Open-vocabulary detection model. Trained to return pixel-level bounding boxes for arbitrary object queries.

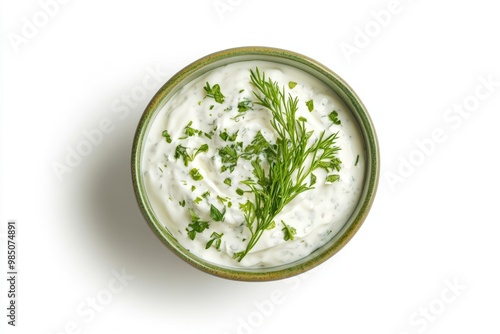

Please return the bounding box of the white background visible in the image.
[1,0,499,333]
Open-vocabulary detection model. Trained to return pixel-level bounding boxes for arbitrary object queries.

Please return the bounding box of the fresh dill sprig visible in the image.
[232,68,342,262]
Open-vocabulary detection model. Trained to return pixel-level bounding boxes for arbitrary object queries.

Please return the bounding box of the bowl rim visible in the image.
[131,46,380,281]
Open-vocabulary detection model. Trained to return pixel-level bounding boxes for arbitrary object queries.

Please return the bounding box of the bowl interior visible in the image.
[131,47,379,281]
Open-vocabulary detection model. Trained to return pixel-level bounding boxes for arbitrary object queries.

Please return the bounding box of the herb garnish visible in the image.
[328,110,341,125]
[237,99,253,112]
[218,142,243,173]
[181,121,203,138]
[306,99,314,112]
[174,145,190,166]
[162,130,172,143]
[204,82,225,103]
[220,130,238,142]
[164,68,343,262]
[186,208,209,240]
[281,221,297,241]
[209,204,226,222]
[232,68,342,262]
[189,168,204,181]
[174,144,209,166]
[206,232,223,250]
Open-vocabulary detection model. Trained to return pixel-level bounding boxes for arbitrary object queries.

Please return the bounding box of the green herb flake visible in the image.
[328,110,341,125]
[194,197,202,204]
[174,144,208,167]
[210,204,226,222]
[237,99,253,112]
[218,144,240,173]
[236,188,244,196]
[186,208,209,240]
[206,231,224,250]
[306,99,314,112]
[174,145,190,166]
[228,131,238,142]
[281,221,297,241]
[194,144,209,158]
[186,220,210,240]
[161,130,172,143]
[183,121,203,138]
[318,156,342,173]
[189,168,204,181]
[220,131,229,141]
[288,81,297,89]
[224,178,232,186]
[326,174,340,183]
[220,130,238,142]
[179,200,186,207]
[217,195,230,204]
[191,185,196,192]
[355,154,360,166]
[204,82,225,103]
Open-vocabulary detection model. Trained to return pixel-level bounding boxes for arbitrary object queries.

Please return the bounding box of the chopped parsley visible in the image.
[220,130,238,142]
[209,204,226,222]
[180,121,203,139]
[186,208,209,240]
[206,231,223,250]
[237,99,253,112]
[161,130,172,143]
[306,99,314,112]
[204,82,225,103]
[328,110,341,125]
[218,142,242,173]
[174,144,209,166]
[189,168,204,181]
[174,145,190,166]
[326,174,340,183]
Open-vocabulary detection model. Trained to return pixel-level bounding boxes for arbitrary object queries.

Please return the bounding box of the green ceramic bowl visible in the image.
[131,46,379,281]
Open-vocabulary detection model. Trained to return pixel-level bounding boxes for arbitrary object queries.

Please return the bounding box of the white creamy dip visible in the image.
[141,60,365,268]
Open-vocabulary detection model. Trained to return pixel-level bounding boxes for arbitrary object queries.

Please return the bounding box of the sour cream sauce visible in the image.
[141,60,365,268]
